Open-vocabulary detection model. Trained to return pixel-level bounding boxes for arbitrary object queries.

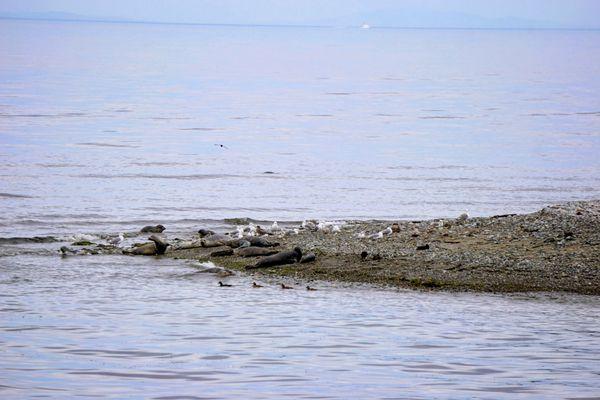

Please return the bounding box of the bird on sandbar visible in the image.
[108,233,124,247]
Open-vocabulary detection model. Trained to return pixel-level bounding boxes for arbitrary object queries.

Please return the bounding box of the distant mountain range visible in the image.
[326,9,562,29]
[0,9,590,30]
[0,11,128,23]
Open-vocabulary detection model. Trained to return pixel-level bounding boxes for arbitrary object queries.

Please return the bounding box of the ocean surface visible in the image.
[1,19,600,399]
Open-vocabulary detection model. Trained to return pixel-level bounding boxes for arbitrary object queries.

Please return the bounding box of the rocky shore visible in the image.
[166,201,600,295]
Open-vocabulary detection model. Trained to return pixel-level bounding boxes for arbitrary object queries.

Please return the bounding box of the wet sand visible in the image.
[168,201,600,295]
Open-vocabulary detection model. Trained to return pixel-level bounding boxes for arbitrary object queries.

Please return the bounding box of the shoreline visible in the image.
[167,200,600,295]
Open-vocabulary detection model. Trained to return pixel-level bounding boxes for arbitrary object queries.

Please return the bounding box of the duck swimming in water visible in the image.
[306,286,317,291]
[281,283,294,289]
[252,282,263,288]
[218,281,233,287]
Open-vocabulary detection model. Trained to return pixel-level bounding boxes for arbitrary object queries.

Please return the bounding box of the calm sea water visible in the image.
[1,20,600,237]
[1,255,599,399]
[1,19,600,399]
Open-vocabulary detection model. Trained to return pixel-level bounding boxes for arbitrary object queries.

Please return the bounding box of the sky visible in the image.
[1,0,599,29]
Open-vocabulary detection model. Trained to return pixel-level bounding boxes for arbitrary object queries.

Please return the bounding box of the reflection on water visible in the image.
[1,255,599,399]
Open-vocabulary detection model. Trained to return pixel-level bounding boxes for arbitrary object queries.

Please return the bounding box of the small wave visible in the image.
[387,165,472,171]
[0,192,35,199]
[0,112,86,118]
[76,142,139,148]
[151,117,192,120]
[420,115,466,120]
[73,173,242,180]
[0,113,56,118]
[0,236,59,244]
[35,163,85,168]
[179,127,222,131]
[374,113,402,117]
[129,161,191,167]
[575,111,600,115]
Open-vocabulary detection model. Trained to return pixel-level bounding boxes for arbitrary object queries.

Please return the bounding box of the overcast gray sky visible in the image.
[1,0,599,28]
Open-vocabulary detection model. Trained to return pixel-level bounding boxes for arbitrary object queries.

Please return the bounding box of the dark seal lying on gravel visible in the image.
[245,247,302,270]
[236,247,279,257]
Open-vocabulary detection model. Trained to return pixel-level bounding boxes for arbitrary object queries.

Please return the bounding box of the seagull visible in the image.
[270,221,281,233]
[381,227,393,235]
[236,226,245,239]
[369,231,384,240]
[108,233,124,247]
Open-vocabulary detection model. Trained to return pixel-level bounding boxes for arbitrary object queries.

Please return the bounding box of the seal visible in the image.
[141,224,165,233]
[148,235,169,255]
[245,247,302,270]
[200,234,231,247]
[210,248,234,257]
[235,247,279,258]
[198,228,215,237]
[246,236,279,247]
[224,238,251,249]
[125,242,157,256]
[300,253,316,264]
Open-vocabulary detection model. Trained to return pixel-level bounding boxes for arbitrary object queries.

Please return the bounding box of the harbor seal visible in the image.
[300,253,316,264]
[235,247,279,258]
[201,234,231,247]
[210,248,234,257]
[245,247,302,270]
[246,236,278,247]
[125,242,157,256]
[198,228,215,237]
[148,235,169,255]
[140,224,165,233]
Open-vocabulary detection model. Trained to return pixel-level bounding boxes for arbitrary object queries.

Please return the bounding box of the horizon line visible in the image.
[1,15,599,32]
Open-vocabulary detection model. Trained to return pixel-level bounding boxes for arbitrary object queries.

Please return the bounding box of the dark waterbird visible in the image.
[218,281,233,287]
[281,283,294,289]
